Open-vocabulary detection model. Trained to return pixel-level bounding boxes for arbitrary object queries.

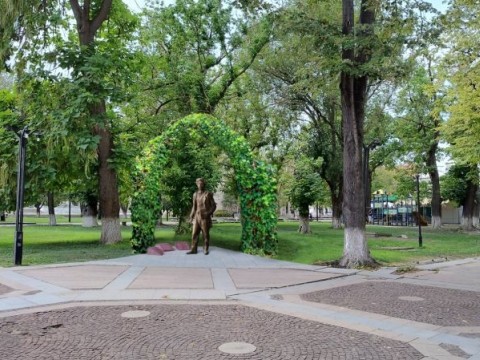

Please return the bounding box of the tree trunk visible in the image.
[35,202,42,217]
[331,192,343,229]
[426,145,442,229]
[363,145,371,224]
[473,198,479,228]
[82,194,98,228]
[461,180,478,231]
[339,76,371,267]
[47,192,56,226]
[338,0,376,268]
[298,206,311,234]
[95,117,121,244]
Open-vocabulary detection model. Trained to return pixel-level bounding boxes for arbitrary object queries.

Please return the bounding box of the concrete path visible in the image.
[0,247,478,359]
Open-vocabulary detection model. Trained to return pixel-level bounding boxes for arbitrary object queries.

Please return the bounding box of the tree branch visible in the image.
[69,0,83,25]
[91,0,113,34]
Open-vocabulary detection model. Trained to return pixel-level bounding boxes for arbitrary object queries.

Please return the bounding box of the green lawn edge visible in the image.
[0,218,479,267]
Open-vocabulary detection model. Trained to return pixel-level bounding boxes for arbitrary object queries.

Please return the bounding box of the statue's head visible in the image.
[196,177,206,189]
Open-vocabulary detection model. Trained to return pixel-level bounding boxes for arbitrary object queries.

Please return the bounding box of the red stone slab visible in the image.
[155,243,175,251]
[147,247,164,255]
[175,241,190,250]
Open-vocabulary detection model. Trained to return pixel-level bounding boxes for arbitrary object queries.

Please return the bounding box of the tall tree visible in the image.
[3,1,138,242]
[394,64,446,228]
[441,164,479,230]
[68,0,121,243]
[337,0,435,266]
[338,0,377,267]
[440,0,480,229]
[286,154,325,234]
[441,0,480,165]
[256,1,345,229]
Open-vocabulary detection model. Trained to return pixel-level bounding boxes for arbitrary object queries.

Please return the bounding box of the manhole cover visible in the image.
[218,342,256,354]
[398,296,425,302]
[121,310,151,318]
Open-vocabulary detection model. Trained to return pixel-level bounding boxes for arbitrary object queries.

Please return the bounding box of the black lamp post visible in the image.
[386,192,389,226]
[407,195,412,226]
[13,126,29,265]
[416,174,423,247]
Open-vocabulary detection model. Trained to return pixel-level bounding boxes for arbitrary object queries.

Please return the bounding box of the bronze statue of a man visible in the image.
[187,178,216,255]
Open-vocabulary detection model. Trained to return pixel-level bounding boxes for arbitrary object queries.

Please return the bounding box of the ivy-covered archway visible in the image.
[130,114,278,255]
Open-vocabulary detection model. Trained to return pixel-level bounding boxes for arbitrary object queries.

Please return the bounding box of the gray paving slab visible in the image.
[211,268,236,291]
[128,267,214,289]
[402,262,480,290]
[0,283,13,295]
[103,266,145,290]
[0,269,69,293]
[92,247,328,270]
[17,265,129,289]
[228,268,345,288]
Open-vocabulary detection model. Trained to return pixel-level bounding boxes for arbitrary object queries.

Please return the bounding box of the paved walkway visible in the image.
[0,247,479,359]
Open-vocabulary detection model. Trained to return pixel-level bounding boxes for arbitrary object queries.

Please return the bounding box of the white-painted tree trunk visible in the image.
[49,214,56,226]
[431,215,442,229]
[82,216,98,228]
[332,216,342,229]
[100,218,122,244]
[298,215,311,234]
[461,215,474,231]
[339,227,373,267]
[473,202,479,228]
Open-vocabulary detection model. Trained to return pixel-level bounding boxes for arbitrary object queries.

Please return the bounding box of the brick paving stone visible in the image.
[301,281,480,326]
[0,304,423,360]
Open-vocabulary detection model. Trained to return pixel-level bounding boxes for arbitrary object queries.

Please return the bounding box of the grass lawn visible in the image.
[273,222,480,266]
[0,217,479,267]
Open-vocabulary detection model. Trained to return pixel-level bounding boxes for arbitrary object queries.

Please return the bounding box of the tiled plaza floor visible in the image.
[0,248,479,359]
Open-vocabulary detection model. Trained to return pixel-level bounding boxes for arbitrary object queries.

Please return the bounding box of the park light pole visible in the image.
[386,191,389,226]
[416,174,423,248]
[407,194,413,226]
[13,126,29,265]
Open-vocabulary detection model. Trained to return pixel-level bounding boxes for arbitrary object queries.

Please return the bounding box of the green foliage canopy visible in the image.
[441,164,479,207]
[441,0,480,164]
[286,156,325,218]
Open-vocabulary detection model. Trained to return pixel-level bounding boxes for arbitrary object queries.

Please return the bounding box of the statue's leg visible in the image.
[201,220,210,255]
[188,220,200,254]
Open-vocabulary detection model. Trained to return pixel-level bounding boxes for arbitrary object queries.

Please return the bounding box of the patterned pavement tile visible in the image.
[0,304,423,360]
[301,281,480,326]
